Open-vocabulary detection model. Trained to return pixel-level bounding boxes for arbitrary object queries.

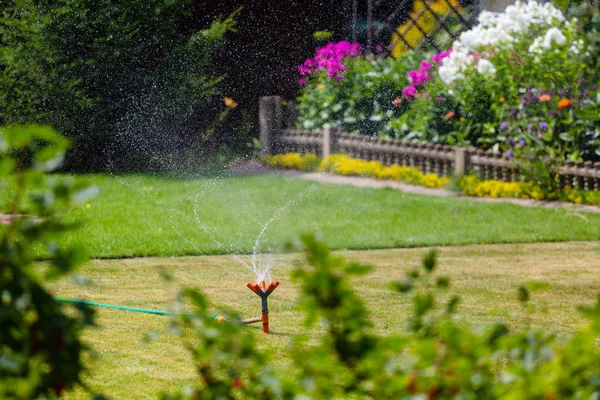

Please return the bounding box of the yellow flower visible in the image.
[317,83,325,90]
[85,204,91,209]
[499,97,505,103]
[224,97,237,109]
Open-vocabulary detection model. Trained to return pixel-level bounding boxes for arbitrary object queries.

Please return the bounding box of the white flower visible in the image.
[439,1,569,84]
[476,59,496,75]
[529,37,544,54]
[542,27,566,49]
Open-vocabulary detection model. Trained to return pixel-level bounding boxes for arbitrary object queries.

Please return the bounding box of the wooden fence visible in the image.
[260,96,600,190]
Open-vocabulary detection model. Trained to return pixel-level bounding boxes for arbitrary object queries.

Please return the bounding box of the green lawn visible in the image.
[59,173,600,258]
[49,242,600,399]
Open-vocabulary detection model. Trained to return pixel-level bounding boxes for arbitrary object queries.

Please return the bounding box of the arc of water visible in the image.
[250,184,316,283]
[110,170,318,282]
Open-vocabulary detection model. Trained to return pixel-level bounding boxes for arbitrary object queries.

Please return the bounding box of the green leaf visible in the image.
[414,293,434,316]
[47,245,88,279]
[345,262,372,276]
[391,279,413,293]
[184,289,208,311]
[34,149,65,172]
[559,132,574,142]
[446,295,460,314]
[436,276,450,290]
[0,158,16,175]
[422,249,437,273]
[518,285,530,304]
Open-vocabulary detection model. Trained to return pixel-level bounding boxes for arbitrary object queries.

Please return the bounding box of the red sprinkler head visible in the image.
[246,280,279,333]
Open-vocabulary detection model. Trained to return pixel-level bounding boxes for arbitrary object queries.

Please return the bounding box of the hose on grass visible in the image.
[2,293,261,323]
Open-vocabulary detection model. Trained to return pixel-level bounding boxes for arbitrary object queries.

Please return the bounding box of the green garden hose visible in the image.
[2,293,260,323]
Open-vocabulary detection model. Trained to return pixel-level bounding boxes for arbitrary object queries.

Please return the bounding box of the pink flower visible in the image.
[432,49,452,64]
[437,97,444,102]
[402,85,418,98]
[298,41,363,80]
[408,69,430,86]
[420,60,432,70]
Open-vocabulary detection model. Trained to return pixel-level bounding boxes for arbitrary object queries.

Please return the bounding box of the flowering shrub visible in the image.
[386,1,600,168]
[563,187,600,205]
[459,175,600,205]
[263,153,321,171]
[439,2,569,84]
[459,175,545,200]
[298,41,362,83]
[297,44,420,134]
[439,2,599,158]
[389,50,468,144]
[264,152,450,188]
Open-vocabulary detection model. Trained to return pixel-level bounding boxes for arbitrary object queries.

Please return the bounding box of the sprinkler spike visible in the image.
[242,316,262,324]
[246,280,279,334]
[212,315,262,325]
[262,312,269,334]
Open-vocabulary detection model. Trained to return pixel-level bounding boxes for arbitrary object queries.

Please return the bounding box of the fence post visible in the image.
[259,96,282,156]
[322,126,339,159]
[454,147,468,176]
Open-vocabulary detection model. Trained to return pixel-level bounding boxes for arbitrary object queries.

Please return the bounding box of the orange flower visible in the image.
[557,98,572,109]
[538,94,551,102]
[444,112,455,119]
[459,117,465,122]
[392,97,402,105]
[224,97,238,109]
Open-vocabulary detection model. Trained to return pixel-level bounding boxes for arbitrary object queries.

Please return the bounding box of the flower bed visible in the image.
[296,1,600,182]
[459,175,600,205]
[264,153,600,206]
[263,153,450,188]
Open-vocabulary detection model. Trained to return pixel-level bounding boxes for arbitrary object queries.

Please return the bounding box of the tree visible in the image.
[0,1,236,171]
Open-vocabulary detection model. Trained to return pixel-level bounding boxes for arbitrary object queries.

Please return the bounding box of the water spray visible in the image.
[246,280,279,333]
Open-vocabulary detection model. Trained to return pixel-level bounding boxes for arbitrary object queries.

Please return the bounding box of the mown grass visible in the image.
[52,173,600,258]
[48,242,600,399]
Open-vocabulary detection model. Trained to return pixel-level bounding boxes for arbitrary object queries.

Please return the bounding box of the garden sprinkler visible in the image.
[246,280,279,333]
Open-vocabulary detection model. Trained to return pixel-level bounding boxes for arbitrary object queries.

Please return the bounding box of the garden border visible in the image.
[260,96,600,190]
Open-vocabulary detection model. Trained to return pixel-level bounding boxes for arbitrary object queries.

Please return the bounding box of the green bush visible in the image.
[0,1,237,172]
[0,125,97,398]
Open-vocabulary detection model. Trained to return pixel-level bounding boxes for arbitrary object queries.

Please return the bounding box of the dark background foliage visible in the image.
[0,0,368,172]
